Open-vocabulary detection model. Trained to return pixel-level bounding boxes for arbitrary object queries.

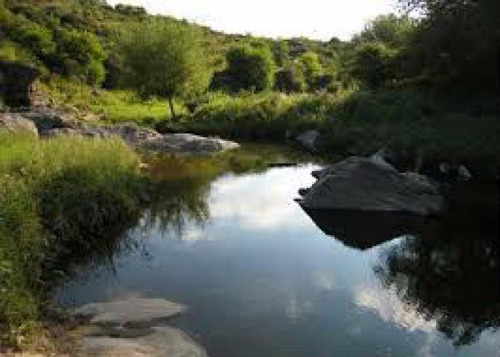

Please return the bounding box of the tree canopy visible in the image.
[117,20,211,118]
[222,44,276,92]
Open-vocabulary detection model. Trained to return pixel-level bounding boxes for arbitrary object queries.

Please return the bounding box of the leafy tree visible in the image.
[397,0,499,89]
[57,29,106,85]
[349,42,397,89]
[272,41,291,67]
[297,51,323,91]
[224,44,275,92]
[117,20,211,119]
[11,22,56,58]
[274,66,306,93]
[354,14,416,48]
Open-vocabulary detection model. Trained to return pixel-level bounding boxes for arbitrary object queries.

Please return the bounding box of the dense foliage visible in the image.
[1,0,497,94]
[117,20,211,118]
[0,133,144,349]
[217,44,276,92]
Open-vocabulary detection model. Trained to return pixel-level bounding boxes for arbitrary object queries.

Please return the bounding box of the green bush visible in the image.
[275,66,306,93]
[56,29,106,85]
[0,133,144,348]
[12,22,55,58]
[222,44,276,92]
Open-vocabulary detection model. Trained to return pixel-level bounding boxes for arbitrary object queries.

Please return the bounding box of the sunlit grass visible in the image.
[0,133,144,349]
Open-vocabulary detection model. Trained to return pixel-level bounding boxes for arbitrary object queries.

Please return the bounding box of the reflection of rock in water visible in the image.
[300,181,499,347]
[374,184,499,347]
[300,207,428,250]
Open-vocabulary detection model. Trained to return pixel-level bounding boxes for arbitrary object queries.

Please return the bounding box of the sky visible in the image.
[106,0,396,41]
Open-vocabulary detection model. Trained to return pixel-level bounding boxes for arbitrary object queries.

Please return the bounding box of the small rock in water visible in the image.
[71,297,186,328]
[295,130,320,152]
[458,165,472,181]
[76,326,208,357]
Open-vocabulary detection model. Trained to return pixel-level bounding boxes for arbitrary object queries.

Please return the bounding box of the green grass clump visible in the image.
[0,133,145,349]
[39,77,185,125]
[153,89,498,178]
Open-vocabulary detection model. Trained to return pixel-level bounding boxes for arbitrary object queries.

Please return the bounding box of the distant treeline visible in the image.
[1,0,498,95]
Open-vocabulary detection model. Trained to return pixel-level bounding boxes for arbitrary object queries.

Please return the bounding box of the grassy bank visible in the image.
[38,78,499,178]
[155,90,499,178]
[0,133,145,351]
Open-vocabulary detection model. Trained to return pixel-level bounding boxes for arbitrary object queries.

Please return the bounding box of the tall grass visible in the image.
[0,133,145,349]
[39,77,185,124]
[156,90,499,178]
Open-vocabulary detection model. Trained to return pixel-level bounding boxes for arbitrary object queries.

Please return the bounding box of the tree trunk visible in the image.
[167,97,176,121]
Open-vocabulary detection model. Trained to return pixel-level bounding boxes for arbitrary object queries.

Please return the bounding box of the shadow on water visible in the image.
[300,181,500,347]
[301,208,429,250]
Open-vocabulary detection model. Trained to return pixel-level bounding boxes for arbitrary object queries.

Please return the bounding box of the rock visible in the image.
[110,123,163,144]
[295,130,319,152]
[298,188,310,196]
[370,149,399,172]
[23,109,77,133]
[142,133,240,153]
[15,107,240,154]
[75,326,208,357]
[458,165,472,181]
[298,157,445,216]
[425,162,473,182]
[43,127,85,137]
[370,148,414,172]
[0,60,40,108]
[71,298,186,328]
[0,112,38,135]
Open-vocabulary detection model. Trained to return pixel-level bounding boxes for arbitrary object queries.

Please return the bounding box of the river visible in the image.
[56,145,499,357]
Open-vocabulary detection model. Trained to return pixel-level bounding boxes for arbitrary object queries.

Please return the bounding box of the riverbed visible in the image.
[56,145,499,357]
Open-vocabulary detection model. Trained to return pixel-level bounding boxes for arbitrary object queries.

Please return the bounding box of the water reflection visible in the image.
[303,182,500,348]
[301,208,428,250]
[56,151,499,356]
[374,227,499,346]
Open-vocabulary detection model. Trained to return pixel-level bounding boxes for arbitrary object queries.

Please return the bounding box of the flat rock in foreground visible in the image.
[75,326,208,357]
[71,298,186,327]
[298,157,444,216]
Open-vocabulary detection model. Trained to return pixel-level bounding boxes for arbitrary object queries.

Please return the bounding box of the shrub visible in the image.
[275,66,306,93]
[0,133,144,348]
[222,44,276,92]
[117,20,211,119]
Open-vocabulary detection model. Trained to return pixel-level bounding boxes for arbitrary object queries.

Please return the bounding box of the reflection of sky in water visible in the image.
[57,165,500,357]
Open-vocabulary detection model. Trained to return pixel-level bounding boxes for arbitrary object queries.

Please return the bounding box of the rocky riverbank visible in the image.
[0,109,239,154]
[67,297,208,357]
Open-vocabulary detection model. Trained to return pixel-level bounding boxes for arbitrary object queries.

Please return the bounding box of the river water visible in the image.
[57,146,499,357]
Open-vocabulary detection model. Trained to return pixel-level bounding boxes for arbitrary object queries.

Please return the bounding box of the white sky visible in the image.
[106,0,396,41]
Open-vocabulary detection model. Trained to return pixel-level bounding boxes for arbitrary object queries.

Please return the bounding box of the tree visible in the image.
[117,20,211,119]
[349,42,397,89]
[223,44,275,92]
[397,0,499,90]
[57,29,106,85]
[297,51,323,91]
[354,14,416,48]
[274,66,306,93]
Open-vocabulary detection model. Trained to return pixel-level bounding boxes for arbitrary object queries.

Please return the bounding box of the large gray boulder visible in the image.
[298,157,444,216]
[0,112,38,135]
[76,326,208,357]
